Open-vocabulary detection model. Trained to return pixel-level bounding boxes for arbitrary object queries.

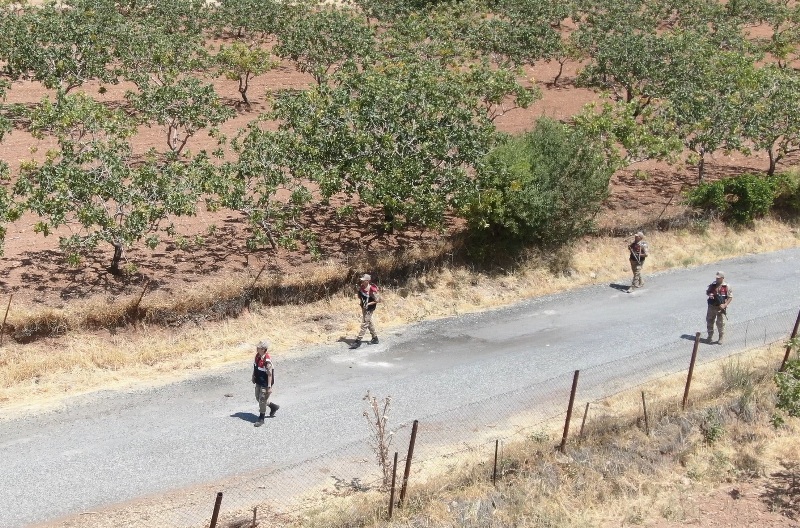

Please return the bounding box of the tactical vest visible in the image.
[707,284,729,306]
[629,241,646,261]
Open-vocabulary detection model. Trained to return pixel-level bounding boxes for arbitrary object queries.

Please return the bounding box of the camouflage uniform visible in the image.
[351,274,380,349]
[251,341,279,427]
[706,272,733,344]
[627,232,649,292]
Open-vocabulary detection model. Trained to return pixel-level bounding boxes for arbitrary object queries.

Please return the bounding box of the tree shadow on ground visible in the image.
[760,462,800,520]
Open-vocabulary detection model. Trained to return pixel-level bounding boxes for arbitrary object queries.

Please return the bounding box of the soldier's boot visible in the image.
[350,339,362,349]
[268,402,280,418]
[705,334,713,344]
[254,413,266,427]
[717,334,724,345]
[370,336,379,344]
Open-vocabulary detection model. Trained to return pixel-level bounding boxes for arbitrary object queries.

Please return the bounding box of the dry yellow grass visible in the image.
[268,345,800,528]
[1,219,798,418]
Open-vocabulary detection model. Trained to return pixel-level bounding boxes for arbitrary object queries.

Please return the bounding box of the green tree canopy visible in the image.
[13,92,215,272]
[271,54,535,232]
[126,77,235,155]
[207,122,315,252]
[275,4,375,85]
[464,117,615,248]
[0,0,125,91]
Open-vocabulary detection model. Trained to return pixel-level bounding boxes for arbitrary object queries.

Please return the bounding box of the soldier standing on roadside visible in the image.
[252,340,279,427]
[706,271,733,344]
[626,231,649,293]
[350,274,380,349]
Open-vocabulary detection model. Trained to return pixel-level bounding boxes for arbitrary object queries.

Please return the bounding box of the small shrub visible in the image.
[688,217,710,234]
[528,430,550,444]
[772,169,800,218]
[463,117,614,253]
[733,450,764,479]
[700,408,725,445]
[773,358,800,427]
[684,173,778,226]
[122,262,138,276]
[362,391,393,489]
[720,359,754,393]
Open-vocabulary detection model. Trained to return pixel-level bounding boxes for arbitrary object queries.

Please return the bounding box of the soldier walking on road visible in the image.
[706,271,733,344]
[252,340,279,427]
[626,231,649,293]
[350,274,381,349]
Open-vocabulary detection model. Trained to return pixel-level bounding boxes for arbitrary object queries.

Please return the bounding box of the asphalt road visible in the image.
[2,248,800,527]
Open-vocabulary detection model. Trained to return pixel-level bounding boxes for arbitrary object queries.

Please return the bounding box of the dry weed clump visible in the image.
[279,347,799,528]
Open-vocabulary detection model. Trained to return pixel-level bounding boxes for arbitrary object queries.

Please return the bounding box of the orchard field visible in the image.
[0,0,799,333]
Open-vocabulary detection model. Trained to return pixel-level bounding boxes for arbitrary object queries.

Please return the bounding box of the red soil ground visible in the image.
[2,58,791,309]
[1,52,798,528]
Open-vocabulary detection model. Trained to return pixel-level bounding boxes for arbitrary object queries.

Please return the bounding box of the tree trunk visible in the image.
[382,209,395,235]
[697,148,706,183]
[767,149,778,176]
[239,74,250,107]
[109,241,124,276]
[553,59,566,87]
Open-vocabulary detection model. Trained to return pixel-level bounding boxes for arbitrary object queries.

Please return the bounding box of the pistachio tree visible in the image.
[0,0,125,92]
[741,66,800,175]
[12,92,214,272]
[206,122,315,252]
[469,0,573,81]
[126,77,235,155]
[274,4,375,85]
[272,53,535,232]
[214,42,277,107]
[209,0,295,41]
[113,12,208,88]
[0,80,17,256]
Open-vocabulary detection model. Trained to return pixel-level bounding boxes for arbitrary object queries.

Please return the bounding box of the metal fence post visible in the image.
[780,308,800,372]
[492,439,499,485]
[398,419,418,506]
[682,333,701,410]
[209,492,223,528]
[559,370,580,453]
[579,402,590,439]
[388,451,399,519]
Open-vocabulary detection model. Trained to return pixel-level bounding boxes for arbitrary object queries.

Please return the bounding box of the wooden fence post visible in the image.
[641,391,650,436]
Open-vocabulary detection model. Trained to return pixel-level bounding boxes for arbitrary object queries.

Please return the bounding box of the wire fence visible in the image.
[43,306,800,528]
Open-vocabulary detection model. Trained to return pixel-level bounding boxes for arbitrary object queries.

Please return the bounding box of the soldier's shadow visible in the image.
[609,283,630,292]
[230,412,259,424]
